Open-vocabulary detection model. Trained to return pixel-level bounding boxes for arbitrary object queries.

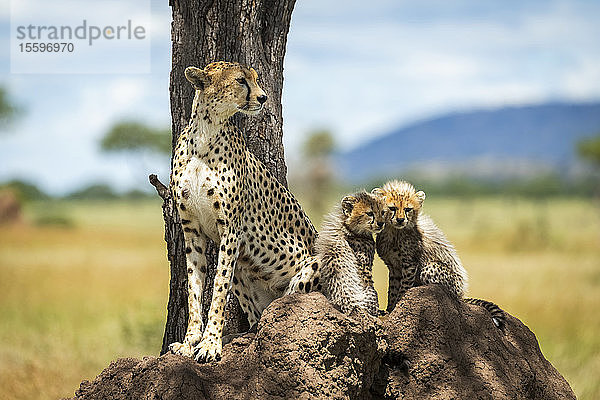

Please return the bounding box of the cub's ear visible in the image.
[341,196,356,217]
[185,66,208,90]
[371,188,385,197]
[416,190,426,204]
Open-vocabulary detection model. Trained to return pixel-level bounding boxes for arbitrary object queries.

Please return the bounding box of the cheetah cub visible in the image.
[373,180,505,328]
[287,191,387,316]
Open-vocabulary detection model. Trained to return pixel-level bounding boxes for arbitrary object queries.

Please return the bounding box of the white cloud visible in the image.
[564,57,600,98]
[107,79,149,112]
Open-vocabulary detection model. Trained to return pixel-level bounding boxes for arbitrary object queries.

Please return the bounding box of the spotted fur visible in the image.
[287,191,387,316]
[373,180,505,328]
[169,62,316,362]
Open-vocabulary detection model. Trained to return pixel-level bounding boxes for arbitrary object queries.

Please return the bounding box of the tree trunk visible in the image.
[151,0,296,355]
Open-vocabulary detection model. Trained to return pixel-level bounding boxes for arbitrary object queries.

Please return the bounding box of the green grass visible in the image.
[0,197,598,399]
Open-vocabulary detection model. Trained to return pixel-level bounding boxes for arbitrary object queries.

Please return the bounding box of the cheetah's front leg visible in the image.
[387,268,402,312]
[169,228,208,358]
[325,261,376,316]
[194,230,238,363]
[387,264,417,312]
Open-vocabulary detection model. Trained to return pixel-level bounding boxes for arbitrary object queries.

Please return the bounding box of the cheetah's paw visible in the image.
[193,338,222,363]
[169,341,195,358]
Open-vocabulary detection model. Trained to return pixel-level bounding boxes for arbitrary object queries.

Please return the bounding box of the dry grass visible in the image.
[0,200,168,400]
[0,197,598,399]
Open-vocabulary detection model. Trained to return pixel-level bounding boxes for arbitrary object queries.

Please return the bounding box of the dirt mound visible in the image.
[374,286,576,399]
[70,287,575,400]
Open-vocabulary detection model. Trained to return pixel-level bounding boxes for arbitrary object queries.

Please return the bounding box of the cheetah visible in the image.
[287,191,387,316]
[169,62,316,362]
[373,180,505,328]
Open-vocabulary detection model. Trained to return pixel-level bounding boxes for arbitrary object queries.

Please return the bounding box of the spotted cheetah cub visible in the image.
[373,180,505,328]
[287,191,387,316]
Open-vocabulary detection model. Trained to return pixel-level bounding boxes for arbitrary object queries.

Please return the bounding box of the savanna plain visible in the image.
[0,195,598,399]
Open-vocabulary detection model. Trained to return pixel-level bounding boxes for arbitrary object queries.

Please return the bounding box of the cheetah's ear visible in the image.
[341,196,356,217]
[185,66,209,90]
[416,190,426,204]
[371,188,385,197]
[249,67,258,80]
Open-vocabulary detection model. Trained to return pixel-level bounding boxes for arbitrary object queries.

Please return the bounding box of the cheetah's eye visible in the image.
[366,211,374,217]
[404,207,413,213]
[236,77,247,85]
[388,206,397,212]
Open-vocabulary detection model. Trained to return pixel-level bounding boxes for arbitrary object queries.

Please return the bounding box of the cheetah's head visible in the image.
[185,61,267,120]
[341,191,388,236]
[372,180,425,230]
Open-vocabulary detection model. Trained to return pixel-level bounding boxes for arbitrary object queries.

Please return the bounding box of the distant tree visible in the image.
[302,129,335,159]
[67,183,118,200]
[0,87,20,131]
[123,189,154,200]
[0,180,49,201]
[577,135,600,167]
[577,134,600,197]
[100,120,171,191]
[301,129,337,214]
[100,121,170,156]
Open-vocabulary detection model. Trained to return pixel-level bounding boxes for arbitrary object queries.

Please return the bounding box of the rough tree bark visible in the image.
[150,0,296,355]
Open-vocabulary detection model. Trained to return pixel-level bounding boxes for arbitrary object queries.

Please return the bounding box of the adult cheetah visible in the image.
[169,61,316,362]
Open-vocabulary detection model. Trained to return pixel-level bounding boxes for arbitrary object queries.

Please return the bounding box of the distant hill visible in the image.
[336,102,600,183]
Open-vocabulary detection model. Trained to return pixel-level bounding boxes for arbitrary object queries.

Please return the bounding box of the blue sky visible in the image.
[0,0,599,194]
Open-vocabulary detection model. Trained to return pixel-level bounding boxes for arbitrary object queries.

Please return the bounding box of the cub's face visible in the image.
[341,192,388,235]
[372,185,425,230]
[185,61,268,118]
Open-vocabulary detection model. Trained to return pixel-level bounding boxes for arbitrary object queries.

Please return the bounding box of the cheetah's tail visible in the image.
[464,297,506,330]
